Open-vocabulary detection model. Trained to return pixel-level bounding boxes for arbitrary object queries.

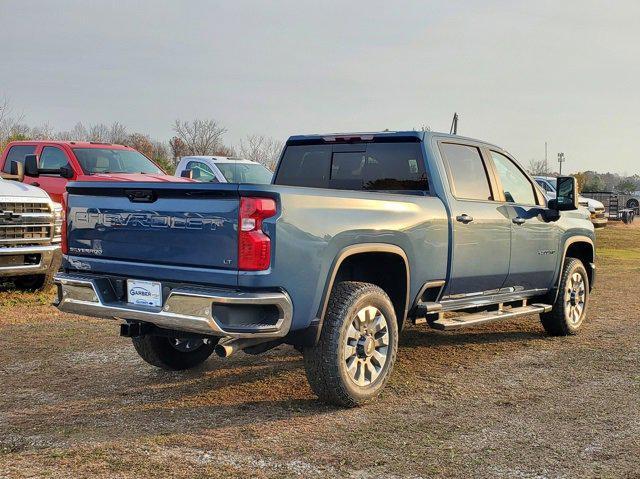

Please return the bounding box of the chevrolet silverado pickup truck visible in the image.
[0,165,62,290]
[54,131,595,407]
[0,141,184,205]
[175,156,273,184]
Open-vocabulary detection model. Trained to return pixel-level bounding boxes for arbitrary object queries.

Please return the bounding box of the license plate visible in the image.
[127,279,162,307]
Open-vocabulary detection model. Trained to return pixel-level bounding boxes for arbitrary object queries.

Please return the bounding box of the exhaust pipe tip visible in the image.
[214,337,272,358]
[214,343,233,358]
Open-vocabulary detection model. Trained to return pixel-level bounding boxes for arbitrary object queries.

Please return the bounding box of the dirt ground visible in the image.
[1,223,638,478]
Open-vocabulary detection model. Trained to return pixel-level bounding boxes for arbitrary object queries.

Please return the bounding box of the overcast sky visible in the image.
[1,0,638,174]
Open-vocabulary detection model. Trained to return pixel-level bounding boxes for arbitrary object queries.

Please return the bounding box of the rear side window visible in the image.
[440,143,492,201]
[275,145,332,188]
[275,142,428,193]
[3,145,36,173]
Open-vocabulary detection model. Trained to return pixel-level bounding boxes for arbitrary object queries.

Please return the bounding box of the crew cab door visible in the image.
[439,142,511,296]
[25,145,76,204]
[488,150,559,291]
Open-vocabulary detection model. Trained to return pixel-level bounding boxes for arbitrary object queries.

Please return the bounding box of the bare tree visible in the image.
[527,159,550,176]
[173,119,227,155]
[238,134,283,170]
[88,123,110,142]
[30,123,55,140]
[169,136,187,164]
[213,144,236,157]
[108,122,128,144]
[0,96,26,146]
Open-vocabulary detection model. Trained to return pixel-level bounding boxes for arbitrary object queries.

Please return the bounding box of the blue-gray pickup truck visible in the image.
[54,131,595,407]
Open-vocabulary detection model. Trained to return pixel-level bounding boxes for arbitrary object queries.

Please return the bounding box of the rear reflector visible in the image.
[238,197,276,271]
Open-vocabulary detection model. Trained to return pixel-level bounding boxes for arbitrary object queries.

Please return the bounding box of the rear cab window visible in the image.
[2,145,36,173]
[274,140,428,194]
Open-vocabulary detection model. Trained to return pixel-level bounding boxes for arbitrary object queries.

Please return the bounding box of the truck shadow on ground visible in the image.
[2,318,550,445]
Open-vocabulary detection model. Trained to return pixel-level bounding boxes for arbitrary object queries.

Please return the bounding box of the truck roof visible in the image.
[6,140,135,150]
[180,156,262,165]
[286,130,501,149]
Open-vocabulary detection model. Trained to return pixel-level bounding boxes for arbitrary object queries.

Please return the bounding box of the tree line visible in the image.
[0,97,283,173]
[528,159,639,195]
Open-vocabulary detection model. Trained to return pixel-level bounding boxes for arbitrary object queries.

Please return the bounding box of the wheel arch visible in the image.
[544,236,595,305]
[564,236,595,289]
[317,244,411,330]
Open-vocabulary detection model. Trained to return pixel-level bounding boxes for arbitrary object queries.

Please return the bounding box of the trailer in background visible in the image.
[582,191,637,224]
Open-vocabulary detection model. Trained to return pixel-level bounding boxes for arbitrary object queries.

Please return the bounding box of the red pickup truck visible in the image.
[0,141,184,203]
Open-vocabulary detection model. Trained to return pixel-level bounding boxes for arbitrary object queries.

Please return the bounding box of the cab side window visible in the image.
[491,151,537,205]
[3,145,36,173]
[39,147,70,171]
[186,161,217,182]
[440,143,493,201]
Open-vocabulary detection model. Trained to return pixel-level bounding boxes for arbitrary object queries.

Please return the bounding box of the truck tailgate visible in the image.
[66,182,239,271]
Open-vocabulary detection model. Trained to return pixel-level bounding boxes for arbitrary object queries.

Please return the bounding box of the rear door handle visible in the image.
[456,214,474,224]
[512,217,526,225]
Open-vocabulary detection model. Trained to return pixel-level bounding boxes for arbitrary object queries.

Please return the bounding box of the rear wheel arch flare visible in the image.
[319,244,410,327]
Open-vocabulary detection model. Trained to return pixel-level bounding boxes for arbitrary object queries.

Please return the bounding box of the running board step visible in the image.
[430,304,552,331]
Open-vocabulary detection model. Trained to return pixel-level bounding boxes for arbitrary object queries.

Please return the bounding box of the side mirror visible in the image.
[550,176,578,211]
[180,169,193,179]
[10,161,25,182]
[24,155,39,177]
[60,166,74,179]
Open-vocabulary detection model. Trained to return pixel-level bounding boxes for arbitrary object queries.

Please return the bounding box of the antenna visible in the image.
[449,112,459,135]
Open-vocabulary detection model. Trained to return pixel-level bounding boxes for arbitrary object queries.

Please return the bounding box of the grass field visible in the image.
[1,223,639,478]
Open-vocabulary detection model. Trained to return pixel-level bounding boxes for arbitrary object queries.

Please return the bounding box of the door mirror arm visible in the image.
[23,155,74,179]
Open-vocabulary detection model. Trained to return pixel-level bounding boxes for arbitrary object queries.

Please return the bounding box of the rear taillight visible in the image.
[61,193,68,254]
[238,197,276,271]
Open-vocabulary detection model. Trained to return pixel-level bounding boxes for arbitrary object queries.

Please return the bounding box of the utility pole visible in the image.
[545,142,548,172]
[557,152,565,175]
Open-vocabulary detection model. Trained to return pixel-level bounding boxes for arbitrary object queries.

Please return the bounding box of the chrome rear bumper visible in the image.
[0,244,60,278]
[54,273,293,338]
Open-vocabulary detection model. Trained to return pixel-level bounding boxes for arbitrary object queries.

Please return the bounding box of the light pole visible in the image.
[557,152,565,175]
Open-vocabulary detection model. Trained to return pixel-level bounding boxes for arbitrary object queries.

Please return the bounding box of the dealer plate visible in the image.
[127,279,162,307]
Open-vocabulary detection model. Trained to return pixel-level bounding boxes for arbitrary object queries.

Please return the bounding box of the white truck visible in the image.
[0,166,62,290]
[174,156,273,184]
[534,176,607,228]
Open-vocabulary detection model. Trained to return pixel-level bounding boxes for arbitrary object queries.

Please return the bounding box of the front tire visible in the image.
[303,281,398,407]
[132,335,217,370]
[540,258,589,336]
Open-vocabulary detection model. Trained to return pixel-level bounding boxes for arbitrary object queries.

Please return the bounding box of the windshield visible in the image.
[216,163,273,184]
[73,148,163,174]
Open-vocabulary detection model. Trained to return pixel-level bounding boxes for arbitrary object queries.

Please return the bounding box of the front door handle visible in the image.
[512,217,526,225]
[31,182,40,187]
[456,214,474,224]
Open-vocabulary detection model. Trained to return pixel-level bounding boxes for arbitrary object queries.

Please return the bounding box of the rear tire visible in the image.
[303,281,398,407]
[13,272,53,292]
[132,335,218,370]
[540,258,589,336]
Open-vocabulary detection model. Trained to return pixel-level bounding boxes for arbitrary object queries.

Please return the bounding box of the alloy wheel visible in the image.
[343,306,390,386]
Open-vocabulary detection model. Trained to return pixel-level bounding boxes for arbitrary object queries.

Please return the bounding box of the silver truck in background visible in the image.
[0,164,62,290]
